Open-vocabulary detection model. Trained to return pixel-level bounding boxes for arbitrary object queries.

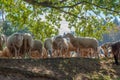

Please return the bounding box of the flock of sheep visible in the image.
[0,32,119,65]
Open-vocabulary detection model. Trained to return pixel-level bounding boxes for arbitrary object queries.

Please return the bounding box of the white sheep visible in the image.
[64,33,99,58]
[44,38,53,58]
[6,33,23,58]
[31,40,43,58]
[21,33,33,58]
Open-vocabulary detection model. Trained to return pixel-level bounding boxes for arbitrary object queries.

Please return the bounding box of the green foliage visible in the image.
[2,21,17,36]
[0,0,119,40]
[29,20,58,41]
[1,21,30,36]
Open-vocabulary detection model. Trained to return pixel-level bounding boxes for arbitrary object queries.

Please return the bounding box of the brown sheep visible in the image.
[6,33,23,58]
[111,41,120,65]
[31,40,43,58]
[44,38,53,58]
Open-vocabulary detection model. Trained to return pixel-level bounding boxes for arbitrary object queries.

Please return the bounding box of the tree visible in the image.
[2,21,30,36]
[0,0,119,40]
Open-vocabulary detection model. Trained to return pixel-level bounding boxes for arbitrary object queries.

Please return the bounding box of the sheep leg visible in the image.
[115,50,119,65]
[67,50,70,58]
[52,49,56,57]
[90,51,93,58]
[95,50,99,59]
[70,51,75,57]
[14,48,18,59]
[113,53,119,65]
[61,48,65,57]
[28,48,31,58]
[48,49,52,58]
[76,48,80,57]
[56,49,59,57]
[61,48,64,57]
[55,49,58,57]
[0,45,3,50]
[58,49,62,57]
[17,48,21,59]
[52,49,55,58]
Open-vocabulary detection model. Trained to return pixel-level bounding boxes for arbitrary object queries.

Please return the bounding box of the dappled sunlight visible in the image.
[0,57,120,79]
[1,0,120,79]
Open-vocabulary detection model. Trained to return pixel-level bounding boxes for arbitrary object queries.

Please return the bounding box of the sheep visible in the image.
[21,33,33,58]
[52,35,64,57]
[62,37,77,57]
[42,47,48,58]
[31,40,43,58]
[110,41,120,65]
[0,51,2,57]
[52,35,63,50]
[99,53,105,58]
[57,39,68,57]
[0,47,12,58]
[6,33,23,58]
[64,33,99,58]
[63,33,81,54]
[101,42,113,57]
[30,50,41,59]
[52,35,72,57]
[74,48,93,58]
[71,51,79,57]
[76,37,98,55]
[0,38,3,50]
[44,38,53,58]
[61,38,77,57]
[0,34,7,50]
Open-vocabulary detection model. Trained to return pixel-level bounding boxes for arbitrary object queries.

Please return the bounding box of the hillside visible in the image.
[0,57,120,80]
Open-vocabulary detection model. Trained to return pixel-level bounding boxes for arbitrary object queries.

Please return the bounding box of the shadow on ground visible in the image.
[0,57,119,80]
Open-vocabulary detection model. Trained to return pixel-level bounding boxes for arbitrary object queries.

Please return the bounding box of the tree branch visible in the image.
[24,0,67,7]
[52,1,120,15]
[23,0,120,20]
[24,0,120,15]
[55,8,85,19]
[23,0,85,19]
[49,2,85,8]
[83,1,120,15]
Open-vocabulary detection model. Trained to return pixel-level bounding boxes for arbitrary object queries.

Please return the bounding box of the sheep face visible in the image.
[14,33,23,47]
